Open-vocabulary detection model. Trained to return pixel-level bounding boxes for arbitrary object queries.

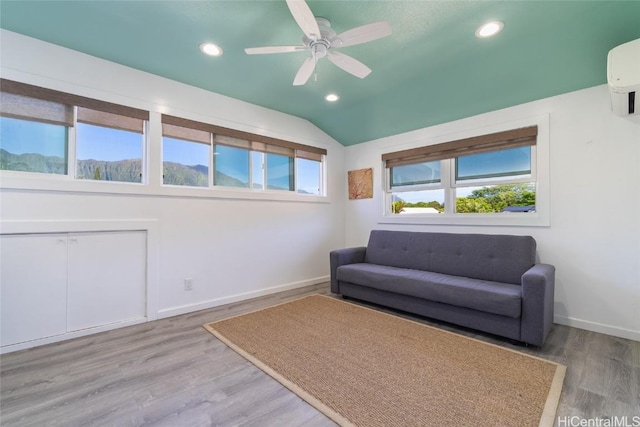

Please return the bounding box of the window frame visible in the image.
[0,79,149,185]
[74,115,147,185]
[161,114,325,196]
[161,134,211,188]
[381,115,550,227]
[0,80,329,203]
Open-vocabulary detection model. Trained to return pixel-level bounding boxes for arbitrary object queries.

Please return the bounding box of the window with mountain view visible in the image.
[75,107,146,183]
[385,126,537,216]
[213,145,250,188]
[76,123,143,183]
[0,79,149,183]
[162,136,209,187]
[161,114,326,195]
[0,90,72,175]
[0,116,69,175]
[0,79,328,199]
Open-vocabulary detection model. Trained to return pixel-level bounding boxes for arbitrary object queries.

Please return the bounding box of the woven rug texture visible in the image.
[203,295,565,427]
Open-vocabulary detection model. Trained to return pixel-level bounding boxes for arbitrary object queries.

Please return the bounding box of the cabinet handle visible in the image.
[57,238,66,245]
[70,238,78,244]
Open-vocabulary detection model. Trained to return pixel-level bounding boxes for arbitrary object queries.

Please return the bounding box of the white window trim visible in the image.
[1,114,329,204]
[379,114,550,227]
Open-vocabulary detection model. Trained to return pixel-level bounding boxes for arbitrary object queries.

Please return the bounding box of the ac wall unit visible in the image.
[607,38,640,115]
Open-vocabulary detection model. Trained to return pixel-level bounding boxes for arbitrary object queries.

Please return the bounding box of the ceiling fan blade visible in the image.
[327,51,371,79]
[286,0,321,40]
[332,21,392,48]
[293,57,316,86]
[245,46,307,55]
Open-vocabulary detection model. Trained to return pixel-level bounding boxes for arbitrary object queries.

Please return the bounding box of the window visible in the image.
[266,153,294,191]
[0,117,69,174]
[384,126,538,217]
[162,136,209,187]
[214,145,250,188]
[161,114,326,195]
[161,121,211,187]
[297,157,322,195]
[0,79,327,200]
[0,79,149,182]
[75,107,146,183]
[0,91,72,175]
[251,151,264,189]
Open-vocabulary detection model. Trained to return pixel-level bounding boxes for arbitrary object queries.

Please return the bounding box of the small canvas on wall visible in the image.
[348,168,373,200]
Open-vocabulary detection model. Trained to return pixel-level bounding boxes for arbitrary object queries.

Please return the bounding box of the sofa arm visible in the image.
[330,247,366,294]
[520,263,555,346]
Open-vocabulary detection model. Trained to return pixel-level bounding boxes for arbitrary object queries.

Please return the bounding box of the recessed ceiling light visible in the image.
[200,42,223,56]
[475,21,504,38]
[325,93,339,102]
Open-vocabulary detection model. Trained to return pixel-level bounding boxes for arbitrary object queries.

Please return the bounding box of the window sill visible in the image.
[0,172,330,204]
[378,212,550,227]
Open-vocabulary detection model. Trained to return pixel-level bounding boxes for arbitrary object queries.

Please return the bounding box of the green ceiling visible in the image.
[1,1,639,146]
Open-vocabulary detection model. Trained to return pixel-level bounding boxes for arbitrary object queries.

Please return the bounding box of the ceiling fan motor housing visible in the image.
[303,17,336,58]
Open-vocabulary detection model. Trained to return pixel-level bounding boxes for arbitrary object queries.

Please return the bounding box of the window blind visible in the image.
[296,150,324,162]
[162,114,327,157]
[77,107,145,133]
[0,79,149,122]
[162,123,211,145]
[0,92,73,126]
[382,126,538,168]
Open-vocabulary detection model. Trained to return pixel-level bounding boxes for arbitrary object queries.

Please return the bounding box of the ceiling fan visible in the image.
[245,0,392,86]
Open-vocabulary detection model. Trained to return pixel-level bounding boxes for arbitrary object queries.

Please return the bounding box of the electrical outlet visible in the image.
[184,278,193,291]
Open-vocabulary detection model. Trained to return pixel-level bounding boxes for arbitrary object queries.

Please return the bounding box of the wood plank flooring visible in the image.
[1,283,638,426]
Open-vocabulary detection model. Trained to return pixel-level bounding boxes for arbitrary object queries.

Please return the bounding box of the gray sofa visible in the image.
[330,230,555,346]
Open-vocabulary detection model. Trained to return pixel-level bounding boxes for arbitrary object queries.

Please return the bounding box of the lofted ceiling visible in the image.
[1,1,639,146]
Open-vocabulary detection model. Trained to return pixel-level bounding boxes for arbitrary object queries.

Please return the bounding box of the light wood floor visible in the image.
[1,283,638,426]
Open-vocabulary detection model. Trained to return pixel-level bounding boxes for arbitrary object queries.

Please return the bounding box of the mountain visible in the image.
[76,158,142,183]
[162,161,207,186]
[0,149,252,188]
[0,149,66,174]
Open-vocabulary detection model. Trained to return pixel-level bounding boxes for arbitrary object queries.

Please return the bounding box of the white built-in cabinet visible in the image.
[1,231,147,349]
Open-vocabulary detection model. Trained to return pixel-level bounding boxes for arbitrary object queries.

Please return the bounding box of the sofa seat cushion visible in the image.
[336,263,522,318]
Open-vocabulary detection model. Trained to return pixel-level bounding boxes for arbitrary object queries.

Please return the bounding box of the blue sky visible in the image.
[76,123,142,161]
[1,117,67,157]
[164,136,209,166]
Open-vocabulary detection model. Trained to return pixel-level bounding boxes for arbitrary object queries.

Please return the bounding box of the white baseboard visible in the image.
[0,317,147,354]
[1,277,328,354]
[157,276,330,320]
[554,315,640,342]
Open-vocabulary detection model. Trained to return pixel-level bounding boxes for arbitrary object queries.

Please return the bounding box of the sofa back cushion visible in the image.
[364,230,536,285]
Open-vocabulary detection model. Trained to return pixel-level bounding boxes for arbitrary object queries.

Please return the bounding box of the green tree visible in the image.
[391,200,405,214]
[465,183,535,212]
[456,197,494,213]
[93,166,101,180]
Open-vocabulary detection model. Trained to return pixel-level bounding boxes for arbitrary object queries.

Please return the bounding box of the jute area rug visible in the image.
[203,295,565,427]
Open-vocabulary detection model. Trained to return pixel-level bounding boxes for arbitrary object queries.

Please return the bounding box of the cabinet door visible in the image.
[1,234,68,347]
[66,231,146,331]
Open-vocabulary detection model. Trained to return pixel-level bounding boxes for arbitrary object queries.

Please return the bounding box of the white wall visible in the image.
[344,85,640,341]
[0,30,346,321]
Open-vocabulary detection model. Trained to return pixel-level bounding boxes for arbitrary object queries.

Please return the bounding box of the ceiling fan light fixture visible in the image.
[244,0,391,86]
[200,42,223,56]
[475,21,504,38]
[325,93,339,102]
